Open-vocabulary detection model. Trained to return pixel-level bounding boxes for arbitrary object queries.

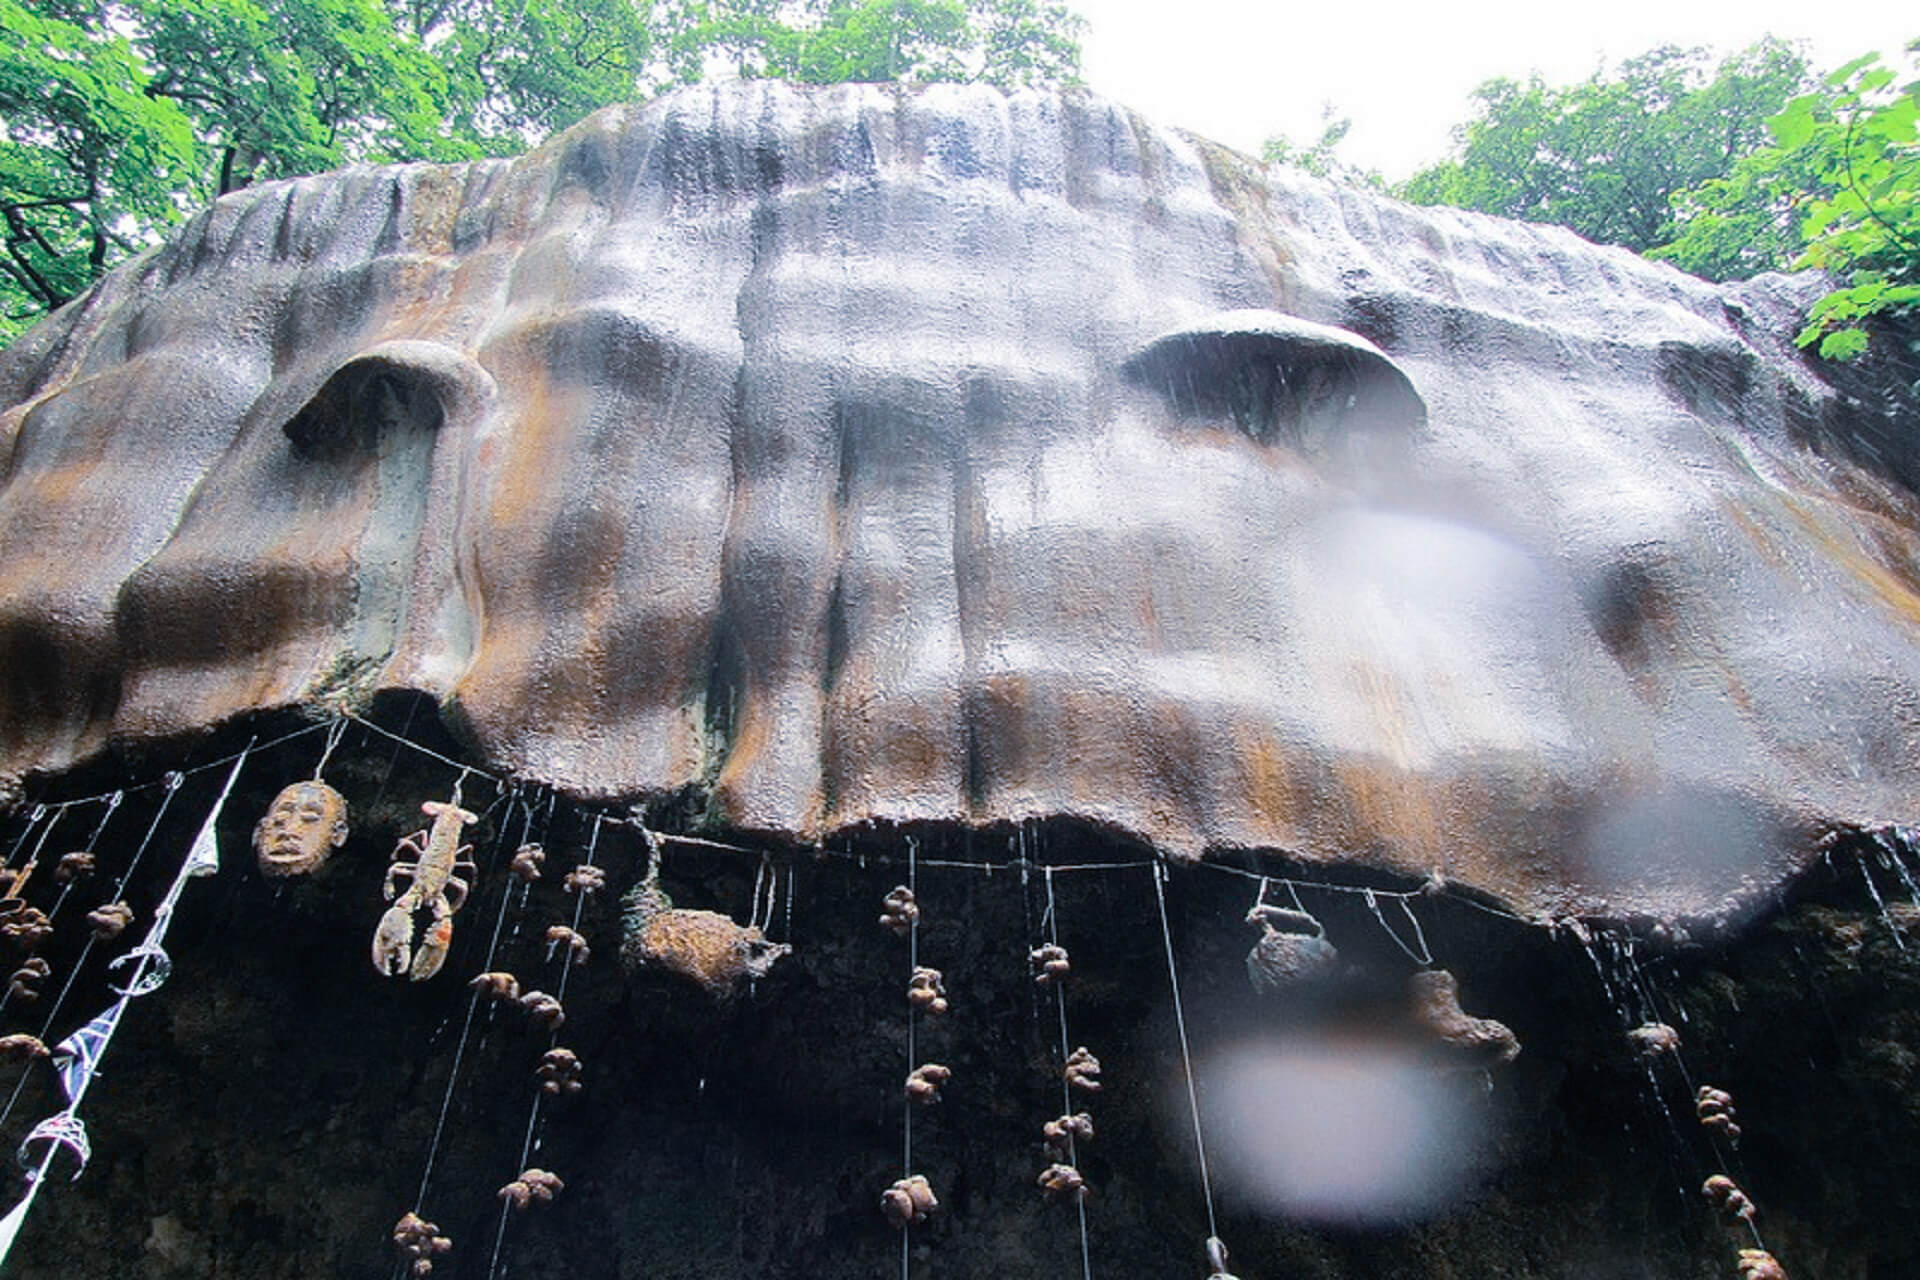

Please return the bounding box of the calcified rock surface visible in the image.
[3,81,1917,919]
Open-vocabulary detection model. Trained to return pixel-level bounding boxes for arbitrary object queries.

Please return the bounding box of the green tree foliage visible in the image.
[1399,39,1811,259]
[1261,107,1382,188]
[0,0,1082,344]
[1778,49,1919,358]
[666,0,1081,89]
[0,0,195,325]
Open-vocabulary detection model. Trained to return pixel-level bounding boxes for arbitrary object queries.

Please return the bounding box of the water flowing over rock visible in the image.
[3,80,1918,924]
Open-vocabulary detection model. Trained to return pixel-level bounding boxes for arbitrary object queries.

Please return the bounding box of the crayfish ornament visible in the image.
[372,799,478,981]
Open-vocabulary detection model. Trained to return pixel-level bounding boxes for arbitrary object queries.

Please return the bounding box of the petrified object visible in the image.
[1205,1236,1241,1280]
[0,1033,48,1061]
[7,956,50,1001]
[1043,1112,1094,1159]
[1037,1162,1088,1204]
[1030,944,1070,985]
[1408,969,1521,1069]
[879,886,919,936]
[519,990,565,1030]
[1737,1249,1788,1280]
[498,1168,564,1210]
[1697,1086,1741,1143]
[469,971,521,1002]
[508,845,545,883]
[537,1048,583,1096]
[1064,1046,1102,1094]
[0,903,51,949]
[252,781,349,877]
[880,1175,937,1228]
[372,799,478,981]
[53,852,94,884]
[1245,905,1339,994]
[85,901,133,941]
[905,1063,951,1105]
[1628,1022,1682,1058]
[907,966,948,1015]
[620,879,789,1000]
[545,925,590,965]
[563,864,605,896]
[391,1211,452,1276]
[1703,1174,1756,1223]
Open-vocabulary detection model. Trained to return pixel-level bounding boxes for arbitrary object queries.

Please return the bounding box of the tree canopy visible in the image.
[0,0,1083,342]
[1397,40,1813,258]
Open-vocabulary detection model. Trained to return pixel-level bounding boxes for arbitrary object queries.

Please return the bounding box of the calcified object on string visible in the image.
[391,1212,452,1277]
[0,904,50,948]
[880,1175,937,1228]
[620,885,789,1000]
[0,1033,47,1061]
[563,864,605,896]
[53,852,93,884]
[1030,943,1070,985]
[1703,1174,1757,1223]
[508,844,545,883]
[8,956,49,1001]
[905,1062,950,1105]
[498,1168,564,1210]
[1064,1046,1102,1093]
[1738,1249,1789,1280]
[907,966,948,1015]
[1245,904,1339,994]
[252,780,348,877]
[1628,1022,1681,1057]
[519,990,565,1029]
[372,799,478,981]
[469,970,520,1002]
[1205,1236,1241,1280]
[537,1048,583,1096]
[1408,969,1520,1069]
[1698,1086,1741,1143]
[1037,1161,1088,1204]
[1043,1112,1093,1159]
[85,901,133,941]
[879,885,919,936]
[545,924,590,965]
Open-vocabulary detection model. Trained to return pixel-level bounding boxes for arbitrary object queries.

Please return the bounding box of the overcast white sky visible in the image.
[1072,1,1915,179]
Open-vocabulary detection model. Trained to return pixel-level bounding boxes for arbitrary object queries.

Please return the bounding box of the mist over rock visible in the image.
[3,79,1917,921]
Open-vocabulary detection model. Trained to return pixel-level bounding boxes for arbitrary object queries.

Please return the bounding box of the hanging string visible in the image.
[486,811,603,1280]
[902,834,920,1280]
[4,719,331,817]
[0,775,180,1129]
[1043,868,1093,1280]
[1150,863,1217,1241]
[1364,888,1433,967]
[347,711,505,788]
[0,805,49,872]
[312,717,348,781]
[413,787,535,1211]
[0,796,115,1022]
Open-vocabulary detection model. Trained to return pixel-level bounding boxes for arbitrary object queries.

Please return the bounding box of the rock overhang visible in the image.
[1,79,1917,923]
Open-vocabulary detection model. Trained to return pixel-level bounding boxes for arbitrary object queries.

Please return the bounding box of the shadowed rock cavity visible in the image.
[2,81,1919,921]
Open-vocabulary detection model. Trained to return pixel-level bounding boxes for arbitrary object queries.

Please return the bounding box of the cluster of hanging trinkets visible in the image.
[0,749,250,1267]
[1031,867,1097,1227]
[880,867,945,1232]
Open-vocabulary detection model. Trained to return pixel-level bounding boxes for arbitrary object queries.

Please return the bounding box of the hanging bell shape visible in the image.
[1245,904,1338,995]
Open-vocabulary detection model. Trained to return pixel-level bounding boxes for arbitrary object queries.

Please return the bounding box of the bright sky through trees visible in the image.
[1072,0,1914,177]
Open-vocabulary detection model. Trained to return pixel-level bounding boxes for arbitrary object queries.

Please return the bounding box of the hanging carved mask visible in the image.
[1245,905,1339,995]
[253,781,350,877]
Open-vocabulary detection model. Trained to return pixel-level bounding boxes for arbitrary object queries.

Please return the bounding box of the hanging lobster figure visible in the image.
[372,799,479,980]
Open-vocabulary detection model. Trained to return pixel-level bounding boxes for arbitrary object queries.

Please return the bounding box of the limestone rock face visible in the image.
[3,81,1918,919]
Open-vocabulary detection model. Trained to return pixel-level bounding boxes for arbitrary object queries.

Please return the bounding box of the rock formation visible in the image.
[3,82,1917,922]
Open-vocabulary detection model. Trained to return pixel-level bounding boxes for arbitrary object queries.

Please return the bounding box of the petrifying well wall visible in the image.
[4,81,1920,923]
